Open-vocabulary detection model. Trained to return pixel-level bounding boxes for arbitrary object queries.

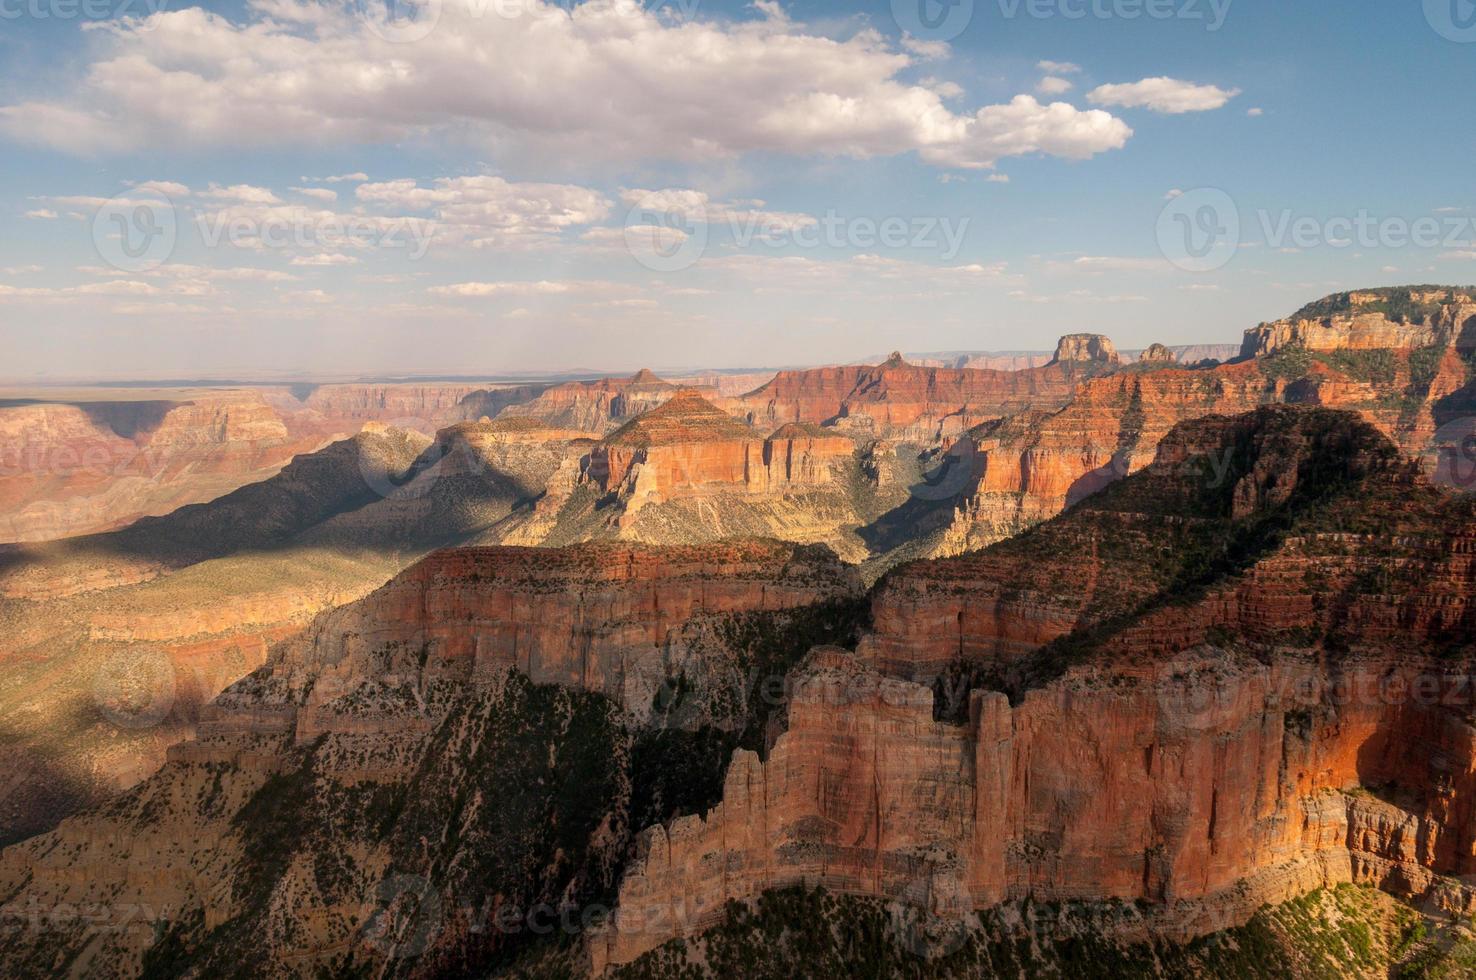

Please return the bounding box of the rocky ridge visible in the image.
[593,407,1476,968]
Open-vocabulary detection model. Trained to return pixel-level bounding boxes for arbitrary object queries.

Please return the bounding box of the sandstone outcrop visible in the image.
[594,645,1476,969]
[870,406,1442,677]
[1050,333,1121,365]
[0,392,305,543]
[927,305,1476,558]
[0,541,861,976]
[498,370,678,434]
[263,540,859,717]
[733,341,1118,439]
[1239,287,1476,358]
[1135,342,1177,365]
[0,382,550,543]
[584,393,859,512]
[592,407,1476,968]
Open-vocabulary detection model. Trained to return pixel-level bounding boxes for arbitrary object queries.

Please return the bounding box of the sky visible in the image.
[1,0,1474,380]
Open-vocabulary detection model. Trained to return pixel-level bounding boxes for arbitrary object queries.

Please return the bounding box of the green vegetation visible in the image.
[603,884,1429,980]
[1316,348,1398,386]
[1258,345,1314,383]
[1289,287,1469,326]
[714,596,871,752]
[988,407,1413,689]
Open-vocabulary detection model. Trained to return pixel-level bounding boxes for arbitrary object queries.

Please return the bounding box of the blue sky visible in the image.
[1,0,1474,380]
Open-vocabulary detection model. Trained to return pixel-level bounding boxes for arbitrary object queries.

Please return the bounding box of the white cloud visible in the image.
[985,174,1010,183]
[1246,107,1264,117]
[24,208,58,219]
[919,96,1131,170]
[1072,256,1169,272]
[113,301,212,315]
[1037,60,1081,74]
[901,35,950,60]
[199,183,283,204]
[290,252,360,266]
[1036,76,1073,96]
[1011,287,1146,304]
[1088,77,1240,114]
[618,188,816,234]
[0,1,1133,171]
[73,279,162,296]
[429,280,590,297]
[139,263,297,282]
[358,175,610,247]
[131,180,191,197]
[1164,188,1183,200]
[317,173,369,183]
[292,186,339,202]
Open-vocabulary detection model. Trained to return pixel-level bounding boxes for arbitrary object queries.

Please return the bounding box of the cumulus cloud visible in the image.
[1087,77,1240,114]
[901,35,950,60]
[24,208,58,219]
[131,180,191,196]
[428,280,590,297]
[199,183,283,204]
[290,252,359,266]
[357,175,611,247]
[618,188,816,234]
[1071,255,1169,272]
[920,96,1131,170]
[1036,76,1073,95]
[0,0,1132,170]
[292,186,339,202]
[1037,60,1081,74]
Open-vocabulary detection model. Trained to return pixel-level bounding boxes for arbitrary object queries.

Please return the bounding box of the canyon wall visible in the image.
[0,381,547,543]
[594,646,1476,969]
[732,342,1118,438]
[267,540,860,716]
[498,370,678,434]
[593,407,1476,968]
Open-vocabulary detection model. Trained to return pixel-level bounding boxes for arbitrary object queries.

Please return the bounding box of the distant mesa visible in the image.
[1050,333,1120,365]
[1135,343,1177,365]
[629,368,664,384]
[601,388,757,448]
[1240,286,1476,358]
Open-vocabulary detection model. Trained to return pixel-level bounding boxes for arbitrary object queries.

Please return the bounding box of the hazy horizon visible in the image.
[4,2,1474,378]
